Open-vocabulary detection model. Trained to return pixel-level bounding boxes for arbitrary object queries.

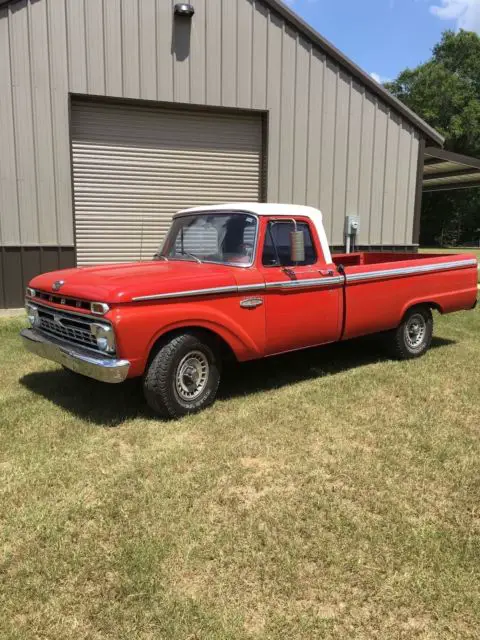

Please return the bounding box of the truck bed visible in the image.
[331,251,451,267]
[331,251,478,341]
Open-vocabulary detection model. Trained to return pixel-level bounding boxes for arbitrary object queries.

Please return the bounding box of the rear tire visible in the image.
[143,332,221,419]
[387,305,433,360]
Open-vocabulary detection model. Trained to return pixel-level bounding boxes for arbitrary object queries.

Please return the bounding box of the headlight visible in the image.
[90,323,115,354]
[26,287,36,298]
[25,303,40,327]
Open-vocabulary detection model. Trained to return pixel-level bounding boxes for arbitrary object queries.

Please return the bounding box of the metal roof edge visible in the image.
[261,0,444,146]
[425,147,480,169]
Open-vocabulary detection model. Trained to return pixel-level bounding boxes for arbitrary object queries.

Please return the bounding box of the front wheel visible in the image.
[387,305,433,360]
[143,332,221,419]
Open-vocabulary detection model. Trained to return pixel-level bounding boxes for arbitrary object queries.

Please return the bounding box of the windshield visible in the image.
[160,212,257,266]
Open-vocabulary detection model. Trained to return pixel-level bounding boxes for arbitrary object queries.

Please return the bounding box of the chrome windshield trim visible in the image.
[346,258,477,283]
[159,210,260,269]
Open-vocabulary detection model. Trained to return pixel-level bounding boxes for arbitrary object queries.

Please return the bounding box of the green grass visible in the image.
[420,246,480,256]
[1,310,479,639]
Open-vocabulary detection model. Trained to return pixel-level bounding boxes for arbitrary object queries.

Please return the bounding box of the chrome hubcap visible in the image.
[405,313,426,349]
[175,350,209,401]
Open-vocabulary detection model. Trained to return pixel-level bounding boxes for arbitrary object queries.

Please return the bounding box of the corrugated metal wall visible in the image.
[0,0,421,257]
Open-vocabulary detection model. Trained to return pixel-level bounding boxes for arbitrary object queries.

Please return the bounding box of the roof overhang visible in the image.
[423,148,480,192]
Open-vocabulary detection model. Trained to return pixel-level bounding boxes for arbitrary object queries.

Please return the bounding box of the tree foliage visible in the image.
[385,30,480,246]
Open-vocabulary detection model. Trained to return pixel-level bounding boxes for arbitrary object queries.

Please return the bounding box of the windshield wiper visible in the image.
[179,252,202,263]
[153,253,169,261]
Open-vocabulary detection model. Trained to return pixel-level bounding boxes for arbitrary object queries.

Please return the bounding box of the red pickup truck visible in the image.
[22,204,478,418]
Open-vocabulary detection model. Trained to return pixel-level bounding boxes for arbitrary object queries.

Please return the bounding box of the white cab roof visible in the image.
[175,202,332,264]
[177,203,323,221]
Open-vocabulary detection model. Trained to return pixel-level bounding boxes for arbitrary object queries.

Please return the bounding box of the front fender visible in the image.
[112,297,266,377]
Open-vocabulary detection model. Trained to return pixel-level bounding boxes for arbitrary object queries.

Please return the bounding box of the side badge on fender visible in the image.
[240,297,264,309]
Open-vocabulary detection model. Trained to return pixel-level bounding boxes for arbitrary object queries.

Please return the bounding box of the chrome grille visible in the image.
[34,290,91,311]
[36,305,104,352]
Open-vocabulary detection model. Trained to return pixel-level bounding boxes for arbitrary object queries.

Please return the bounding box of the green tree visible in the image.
[385,30,480,246]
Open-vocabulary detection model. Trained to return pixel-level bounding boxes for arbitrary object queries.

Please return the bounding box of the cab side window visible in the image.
[262,221,316,267]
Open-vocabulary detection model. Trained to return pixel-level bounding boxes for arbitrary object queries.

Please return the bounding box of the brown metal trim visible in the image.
[70,92,269,117]
[67,94,78,268]
[423,180,480,193]
[424,147,480,170]
[0,246,75,308]
[423,157,446,167]
[260,111,269,203]
[413,137,426,245]
[423,167,480,182]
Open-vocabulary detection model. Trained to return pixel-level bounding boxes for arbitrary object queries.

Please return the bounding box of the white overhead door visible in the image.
[71,101,263,265]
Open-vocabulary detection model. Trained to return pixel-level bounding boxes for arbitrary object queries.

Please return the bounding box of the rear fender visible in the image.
[400,298,443,320]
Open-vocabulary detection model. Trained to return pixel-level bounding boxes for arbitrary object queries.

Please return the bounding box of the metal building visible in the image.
[0,0,443,307]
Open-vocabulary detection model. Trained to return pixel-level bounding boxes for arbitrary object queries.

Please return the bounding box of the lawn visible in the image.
[1,309,479,639]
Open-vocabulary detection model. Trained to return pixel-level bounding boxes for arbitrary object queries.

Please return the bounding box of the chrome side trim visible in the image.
[131,259,477,302]
[21,328,130,384]
[266,276,344,289]
[346,259,477,283]
[132,277,341,302]
[132,285,239,302]
[237,283,267,292]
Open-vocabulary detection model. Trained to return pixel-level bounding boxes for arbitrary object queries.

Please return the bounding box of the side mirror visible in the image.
[290,228,305,263]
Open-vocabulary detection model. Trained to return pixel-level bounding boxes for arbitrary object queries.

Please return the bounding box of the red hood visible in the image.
[29,261,240,303]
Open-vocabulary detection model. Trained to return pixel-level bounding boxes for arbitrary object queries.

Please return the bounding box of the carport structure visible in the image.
[423,148,480,192]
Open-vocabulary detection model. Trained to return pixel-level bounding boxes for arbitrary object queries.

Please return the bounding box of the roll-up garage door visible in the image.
[71,101,263,265]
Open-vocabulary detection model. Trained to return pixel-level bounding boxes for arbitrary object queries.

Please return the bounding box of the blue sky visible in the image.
[283,1,480,83]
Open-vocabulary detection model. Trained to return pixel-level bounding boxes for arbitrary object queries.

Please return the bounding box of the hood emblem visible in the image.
[52,280,65,292]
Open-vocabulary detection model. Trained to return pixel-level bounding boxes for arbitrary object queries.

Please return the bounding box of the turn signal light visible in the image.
[90,302,110,315]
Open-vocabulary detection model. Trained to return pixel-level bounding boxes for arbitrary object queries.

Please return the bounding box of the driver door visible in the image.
[260,217,342,355]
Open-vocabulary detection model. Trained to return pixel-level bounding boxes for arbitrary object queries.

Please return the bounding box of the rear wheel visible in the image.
[387,305,433,360]
[143,332,221,418]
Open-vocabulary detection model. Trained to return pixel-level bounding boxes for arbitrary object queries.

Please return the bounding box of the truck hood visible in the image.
[29,261,241,303]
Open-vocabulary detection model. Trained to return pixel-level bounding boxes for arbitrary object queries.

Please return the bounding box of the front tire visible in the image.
[388,305,433,360]
[143,332,221,418]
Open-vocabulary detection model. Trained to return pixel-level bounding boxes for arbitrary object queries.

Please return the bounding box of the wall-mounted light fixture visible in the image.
[174,3,195,17]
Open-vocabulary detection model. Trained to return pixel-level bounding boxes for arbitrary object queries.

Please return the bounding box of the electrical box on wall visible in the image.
[345,215,360,236]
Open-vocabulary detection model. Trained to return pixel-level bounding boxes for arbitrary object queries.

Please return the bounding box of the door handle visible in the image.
[319,269,334,276]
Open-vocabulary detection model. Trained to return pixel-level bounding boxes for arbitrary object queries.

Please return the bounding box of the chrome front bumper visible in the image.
[21,328,130,383]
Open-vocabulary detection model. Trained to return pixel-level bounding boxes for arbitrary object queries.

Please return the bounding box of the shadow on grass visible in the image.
[20,336,455,426]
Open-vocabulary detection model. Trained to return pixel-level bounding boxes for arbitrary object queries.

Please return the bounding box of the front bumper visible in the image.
[21,328,130,383]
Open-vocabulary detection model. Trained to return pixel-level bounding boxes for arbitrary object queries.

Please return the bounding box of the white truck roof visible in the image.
[176,203,332,264]
[178,202,323,220]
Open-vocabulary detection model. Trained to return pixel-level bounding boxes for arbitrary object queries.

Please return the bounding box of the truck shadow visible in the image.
[20,336,455,427]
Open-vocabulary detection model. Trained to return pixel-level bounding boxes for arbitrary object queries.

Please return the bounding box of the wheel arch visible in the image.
[146,325,238,369]
[400,299,443,321]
